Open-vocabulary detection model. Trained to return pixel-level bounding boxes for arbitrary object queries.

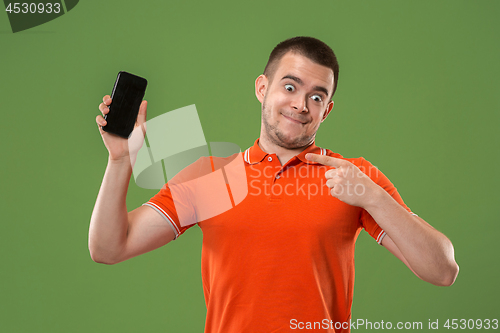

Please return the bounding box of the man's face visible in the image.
[256,52,335,149]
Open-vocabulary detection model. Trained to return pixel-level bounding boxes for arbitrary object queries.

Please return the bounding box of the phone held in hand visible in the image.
[102,71,148,138]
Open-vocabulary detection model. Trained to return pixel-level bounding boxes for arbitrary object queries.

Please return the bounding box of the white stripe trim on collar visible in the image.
[244,148,250,164]
[244,147,263,165]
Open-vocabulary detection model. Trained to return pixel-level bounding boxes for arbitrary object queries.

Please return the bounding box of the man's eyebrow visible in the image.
[281,74,330,98]
[282,75,303,85]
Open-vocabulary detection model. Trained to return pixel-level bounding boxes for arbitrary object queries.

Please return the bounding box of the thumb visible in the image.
[136,100,148,126]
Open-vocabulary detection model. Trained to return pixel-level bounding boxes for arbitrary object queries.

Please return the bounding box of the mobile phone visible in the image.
[102,71,148,138]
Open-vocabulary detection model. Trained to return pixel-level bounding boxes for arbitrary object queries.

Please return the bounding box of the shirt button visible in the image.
[276,174,281,179]
[268,156,273,162]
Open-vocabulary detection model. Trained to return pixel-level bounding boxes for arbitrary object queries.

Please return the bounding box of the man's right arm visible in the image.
[88,95,175,265]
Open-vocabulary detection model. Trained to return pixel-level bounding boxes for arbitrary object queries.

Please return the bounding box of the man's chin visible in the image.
[273,132,311,149]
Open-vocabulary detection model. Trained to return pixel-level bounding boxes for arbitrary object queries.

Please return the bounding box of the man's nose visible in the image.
[291,94,308,112]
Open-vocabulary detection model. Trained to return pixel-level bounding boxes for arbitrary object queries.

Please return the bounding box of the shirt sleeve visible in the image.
[143,182,196,240]
[142,156,214,239]
[355,157,416,245]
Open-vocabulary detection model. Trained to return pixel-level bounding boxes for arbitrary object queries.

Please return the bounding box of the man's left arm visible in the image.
[305,153,459,287]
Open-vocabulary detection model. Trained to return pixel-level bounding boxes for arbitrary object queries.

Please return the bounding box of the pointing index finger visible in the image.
[305,153,345,168]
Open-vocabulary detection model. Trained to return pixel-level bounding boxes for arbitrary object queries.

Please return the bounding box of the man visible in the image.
[90,37,459,332]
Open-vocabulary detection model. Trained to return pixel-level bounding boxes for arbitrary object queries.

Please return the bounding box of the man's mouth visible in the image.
[281,113,306,125]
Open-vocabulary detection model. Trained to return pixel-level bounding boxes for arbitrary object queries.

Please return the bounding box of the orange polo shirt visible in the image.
[144,139,414,333]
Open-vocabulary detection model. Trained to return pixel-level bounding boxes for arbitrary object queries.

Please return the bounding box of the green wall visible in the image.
[1,1,498,331]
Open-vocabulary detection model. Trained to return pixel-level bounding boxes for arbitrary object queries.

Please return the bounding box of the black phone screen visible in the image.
[102,71,148,138]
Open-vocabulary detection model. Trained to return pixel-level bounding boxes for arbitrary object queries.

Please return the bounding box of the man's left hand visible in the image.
[305,153,383,209]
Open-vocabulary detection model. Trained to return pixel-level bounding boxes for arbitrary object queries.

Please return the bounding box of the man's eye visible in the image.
[284,84,295,92]
[311,94,323,102]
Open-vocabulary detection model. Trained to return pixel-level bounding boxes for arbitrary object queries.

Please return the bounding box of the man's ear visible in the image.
[321,100,334,122]
[255,74,268,103]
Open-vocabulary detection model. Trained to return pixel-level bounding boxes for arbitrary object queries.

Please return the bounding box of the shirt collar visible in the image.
[243,138,327,165]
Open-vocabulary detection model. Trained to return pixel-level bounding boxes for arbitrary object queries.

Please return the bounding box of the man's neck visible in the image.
[258,135,313,166]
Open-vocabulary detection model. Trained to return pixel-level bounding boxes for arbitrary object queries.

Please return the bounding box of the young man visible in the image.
[90,37,458,332]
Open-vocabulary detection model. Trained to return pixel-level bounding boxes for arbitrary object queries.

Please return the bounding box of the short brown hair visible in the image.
[263,36,340,98]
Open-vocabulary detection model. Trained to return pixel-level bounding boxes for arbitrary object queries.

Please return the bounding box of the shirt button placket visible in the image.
[267,155,280,200]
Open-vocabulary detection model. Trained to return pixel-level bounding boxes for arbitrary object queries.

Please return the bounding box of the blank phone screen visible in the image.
[103,71,148,138]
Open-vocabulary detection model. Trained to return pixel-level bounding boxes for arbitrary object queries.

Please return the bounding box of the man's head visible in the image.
[256,36,339,150]
[263,36,339,99]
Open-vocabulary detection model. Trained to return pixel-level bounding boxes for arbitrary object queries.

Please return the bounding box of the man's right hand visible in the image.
[96,95,148,162]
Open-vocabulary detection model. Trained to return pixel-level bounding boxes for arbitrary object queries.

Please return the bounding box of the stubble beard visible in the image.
[261,99,316,150]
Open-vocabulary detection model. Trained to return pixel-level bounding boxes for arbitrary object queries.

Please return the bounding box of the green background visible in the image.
[1,1,499,332]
